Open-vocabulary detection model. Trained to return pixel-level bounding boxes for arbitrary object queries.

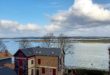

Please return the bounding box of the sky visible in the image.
[0,0,110,37]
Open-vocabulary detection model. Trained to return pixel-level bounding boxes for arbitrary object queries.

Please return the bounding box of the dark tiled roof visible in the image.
[0,57,12,65]
[0,57,11,60]
[20,47,61,57]
[0,67,17,75]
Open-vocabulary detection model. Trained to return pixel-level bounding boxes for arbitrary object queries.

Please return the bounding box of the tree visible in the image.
[41,33,55,48]
[41,33,73,54]
[19,39,32,49]
[0,40,11,56]
[0,40,7,52]
[57,34,73,54]
[57,34,73,72]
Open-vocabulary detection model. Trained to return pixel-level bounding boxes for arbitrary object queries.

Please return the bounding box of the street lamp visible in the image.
[108,48,110,75]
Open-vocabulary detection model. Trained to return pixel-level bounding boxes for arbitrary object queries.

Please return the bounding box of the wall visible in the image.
[28,57,35,69]
[28,57,35,75]
[35,56,58,68]
[27,56,62,75]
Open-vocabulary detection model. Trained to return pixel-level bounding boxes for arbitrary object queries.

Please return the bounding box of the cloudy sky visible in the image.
[0,0,110,37]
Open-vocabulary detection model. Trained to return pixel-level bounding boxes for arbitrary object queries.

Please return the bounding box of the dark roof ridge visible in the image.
[17,47,61,57]
[20,47,61,50]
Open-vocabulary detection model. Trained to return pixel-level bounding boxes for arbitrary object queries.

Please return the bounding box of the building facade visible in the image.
[0,52,12,66]
[14,47,63,75]
[0,57,12,66]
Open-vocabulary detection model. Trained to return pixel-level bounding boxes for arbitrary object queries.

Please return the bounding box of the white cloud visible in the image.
[17,24,40,32]
[45,0,110,36]
[73,0,110,21]
[0,20,41,31]
[0,20,42,37]
[45,24,61,32]
[65,25,110,36]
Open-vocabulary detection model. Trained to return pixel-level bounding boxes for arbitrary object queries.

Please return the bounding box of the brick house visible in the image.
[14,47,64,75]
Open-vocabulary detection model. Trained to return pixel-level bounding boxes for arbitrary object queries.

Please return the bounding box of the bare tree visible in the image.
[56,34,73,74]
[41,33,73,54]
[0,40,7,52]
[57,34,73,54]
[19,39,32,49]
[41,33,55,48]
[0,40,11,56]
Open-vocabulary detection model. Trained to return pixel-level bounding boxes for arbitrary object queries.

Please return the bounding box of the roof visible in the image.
[0,52,12,58]
[15,47,61,57]
[0,57,12,64]
[0,67,17,75]
[0,57,11,60]
[65,43,109,71]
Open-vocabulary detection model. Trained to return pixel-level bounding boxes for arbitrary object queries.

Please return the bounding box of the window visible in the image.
[38,59,41,64]
[53,69,56,75]
[31,69,34,75]
[31,60,34,64]
[42,68,45,74]
[36,69,39,75]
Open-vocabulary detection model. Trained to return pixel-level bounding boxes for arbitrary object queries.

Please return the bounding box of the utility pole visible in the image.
[108,48,110,75]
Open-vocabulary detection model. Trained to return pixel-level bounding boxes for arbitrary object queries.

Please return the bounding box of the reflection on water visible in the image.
[65,43,109,71]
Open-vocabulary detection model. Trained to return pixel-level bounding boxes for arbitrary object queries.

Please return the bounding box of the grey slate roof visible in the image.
[0,57,11,60]
[0,67,17,75]
[0,57,12,65]
[20,47,61,57]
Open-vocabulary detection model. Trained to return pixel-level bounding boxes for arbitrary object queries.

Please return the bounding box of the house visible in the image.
[0,51,12,66]
[0,51,12,58]
[14,47,64,75]
[0,51,14,69]
[0,57,12,66]
[0,67,17,75]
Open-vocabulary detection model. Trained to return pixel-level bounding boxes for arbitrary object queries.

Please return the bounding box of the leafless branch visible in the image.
[19,39,32,49]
